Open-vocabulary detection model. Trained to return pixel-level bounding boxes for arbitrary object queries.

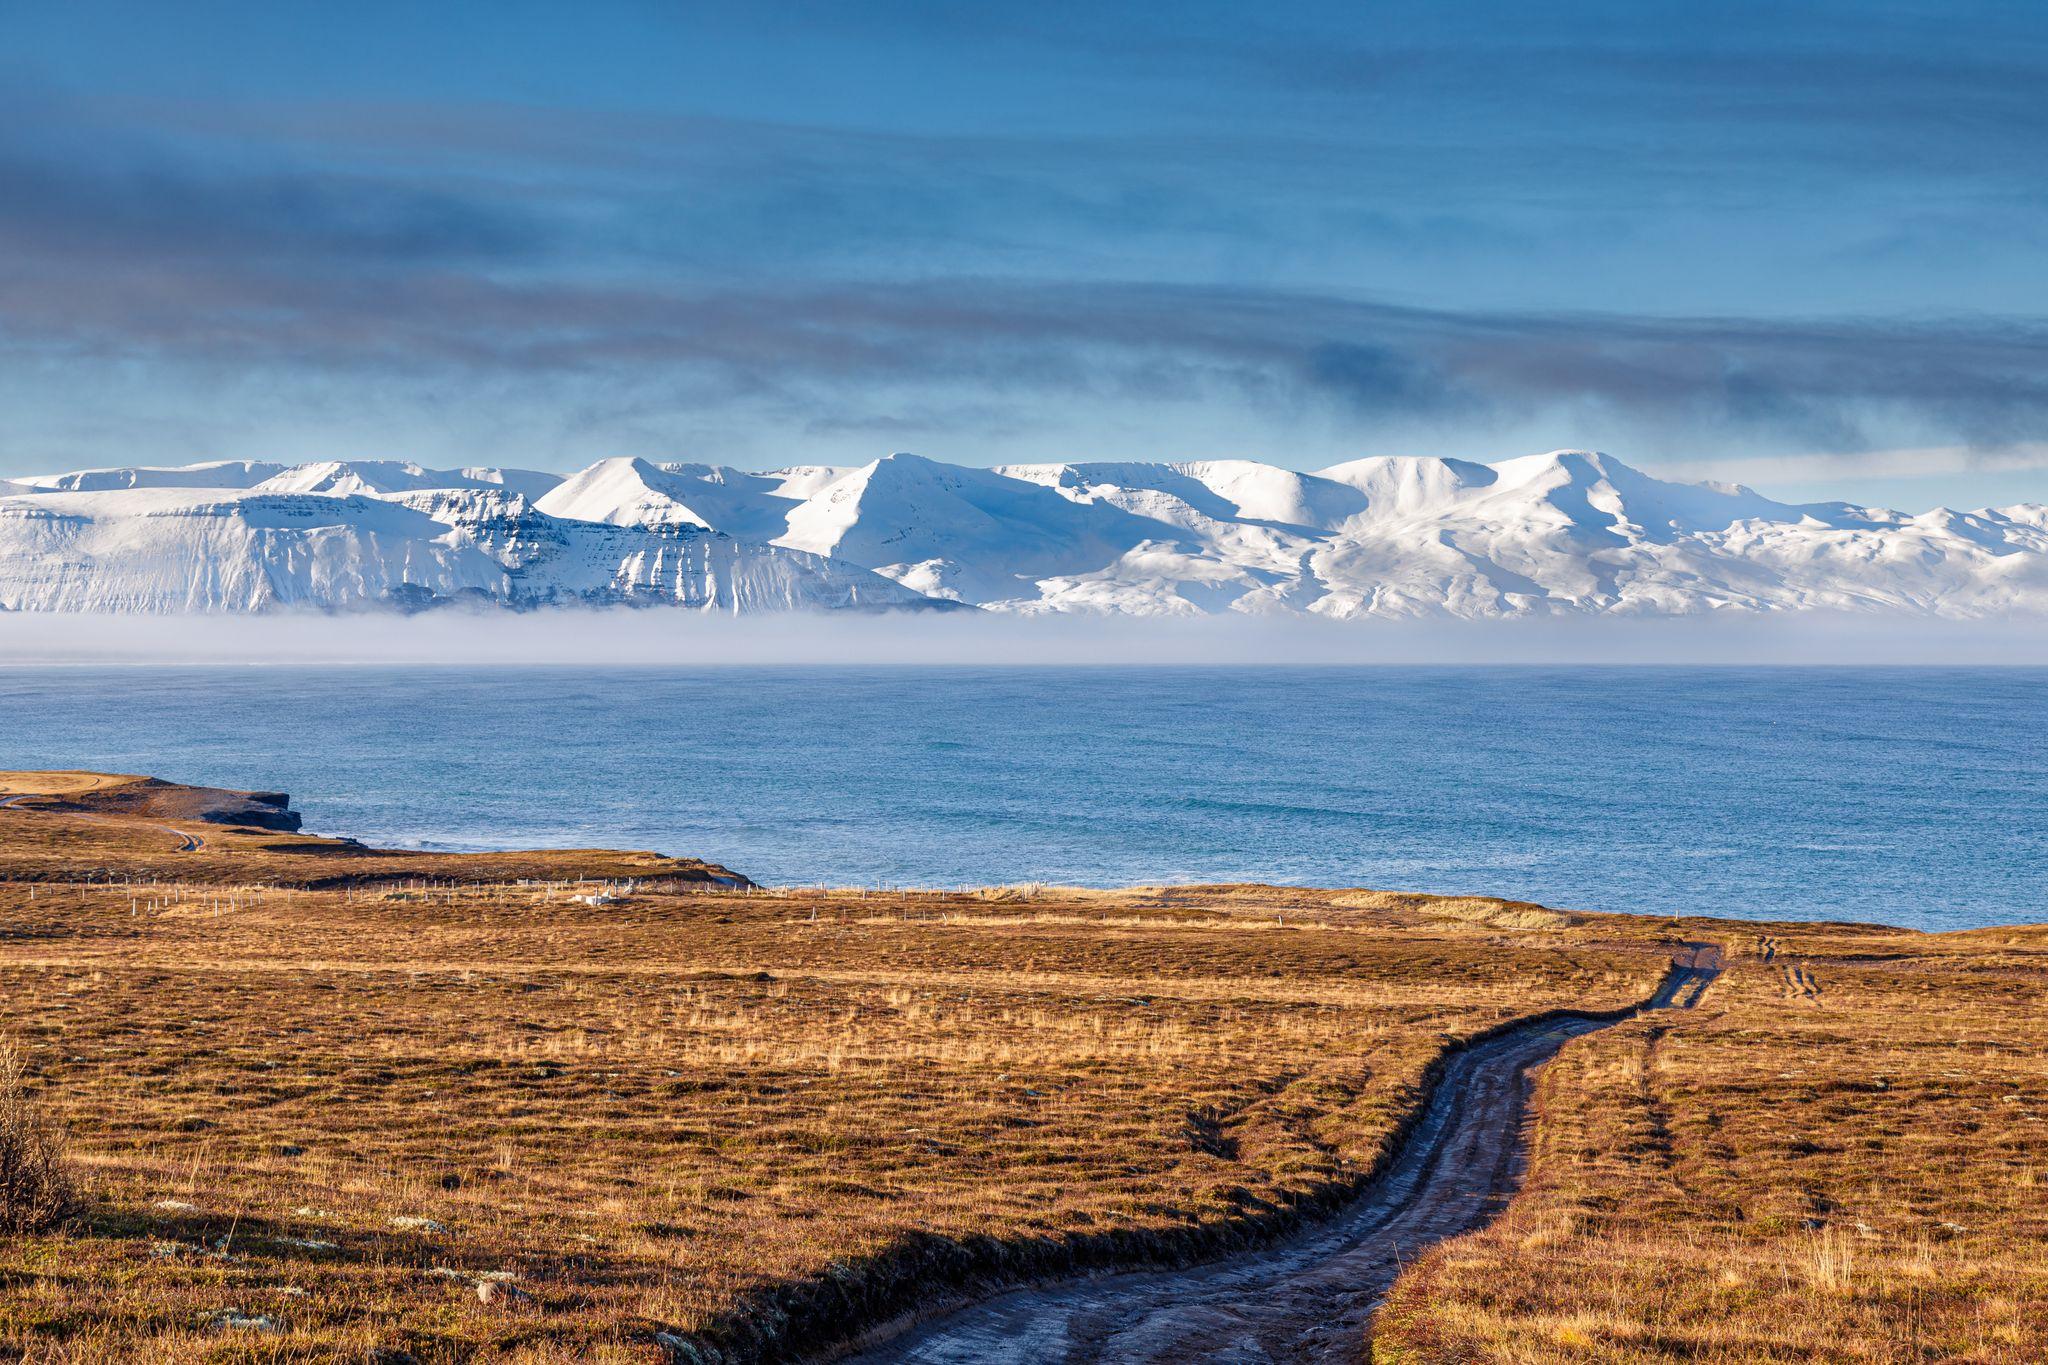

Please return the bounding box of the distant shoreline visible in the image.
[5,665,2042,930]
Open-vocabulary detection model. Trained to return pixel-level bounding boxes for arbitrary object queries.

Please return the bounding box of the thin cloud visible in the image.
[0,104,554,271]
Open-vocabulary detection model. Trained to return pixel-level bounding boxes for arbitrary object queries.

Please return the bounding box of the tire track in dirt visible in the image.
[840,946,1723,1364]
[1780,963,1822,1004]
[1634,1019,1697,1201]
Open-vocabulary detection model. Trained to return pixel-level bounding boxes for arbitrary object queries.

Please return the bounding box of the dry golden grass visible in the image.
[0,777,1672,1362]
[9,774,2043,1362]
[0,1040,73,1235]
[1374,924,2048,1363]
[1333,890,1574,933]
[0,772,147,797]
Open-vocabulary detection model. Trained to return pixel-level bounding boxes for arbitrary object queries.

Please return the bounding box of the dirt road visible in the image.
[842,946,1722,1364]
[0,789,204,851]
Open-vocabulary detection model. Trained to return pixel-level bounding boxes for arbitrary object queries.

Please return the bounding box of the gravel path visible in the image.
[843,946,1722,1364]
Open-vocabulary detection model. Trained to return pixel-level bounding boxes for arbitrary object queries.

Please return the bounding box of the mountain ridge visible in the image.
[2,450,2042,617]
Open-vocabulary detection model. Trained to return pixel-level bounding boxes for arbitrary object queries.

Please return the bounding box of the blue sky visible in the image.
[3,0,2045,508]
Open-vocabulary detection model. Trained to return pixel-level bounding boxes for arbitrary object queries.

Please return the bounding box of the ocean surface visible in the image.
[1,666,2041,931]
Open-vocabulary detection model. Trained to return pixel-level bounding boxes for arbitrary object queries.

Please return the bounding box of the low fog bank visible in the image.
[0,609,2042,666]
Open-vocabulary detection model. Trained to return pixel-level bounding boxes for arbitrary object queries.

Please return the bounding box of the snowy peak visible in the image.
[255,460,562,500]
[760,465,858,501]
[535,457,717,530]
[1472,449,1792,540]
[2,448,2044,618]
[999,460,1371,533]
[534,457,807,542]
[1312,454,1499,519]
[20,460,292,492]
[780,452,1172,602]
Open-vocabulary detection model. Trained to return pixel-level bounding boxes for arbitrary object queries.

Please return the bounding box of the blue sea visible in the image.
[1,666,2040,931]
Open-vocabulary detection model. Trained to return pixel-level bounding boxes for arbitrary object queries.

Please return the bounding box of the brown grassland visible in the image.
[0,772,2043,1362]
[1375,922,2048,1363]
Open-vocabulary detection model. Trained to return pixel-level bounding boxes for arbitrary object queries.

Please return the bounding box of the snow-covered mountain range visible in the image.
[2,450,2043,617]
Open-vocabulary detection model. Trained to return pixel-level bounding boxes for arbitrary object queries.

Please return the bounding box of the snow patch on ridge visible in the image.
[257,460,562,500]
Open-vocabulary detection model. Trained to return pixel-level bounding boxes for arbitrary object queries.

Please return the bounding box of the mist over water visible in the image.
[1,663,2040,931]
[2,608,2048,667]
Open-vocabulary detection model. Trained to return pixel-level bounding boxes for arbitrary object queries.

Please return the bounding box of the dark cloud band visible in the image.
[5,263,2045,456]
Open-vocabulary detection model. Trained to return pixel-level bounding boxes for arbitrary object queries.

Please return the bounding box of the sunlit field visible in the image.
[1377,922,2048,1362]
[1,774,2042,1362]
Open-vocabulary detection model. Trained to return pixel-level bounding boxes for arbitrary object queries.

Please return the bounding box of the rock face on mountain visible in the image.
[1,450,2043,617]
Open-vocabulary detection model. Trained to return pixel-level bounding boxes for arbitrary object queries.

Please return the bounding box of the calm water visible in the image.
[0,666,2040,931]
